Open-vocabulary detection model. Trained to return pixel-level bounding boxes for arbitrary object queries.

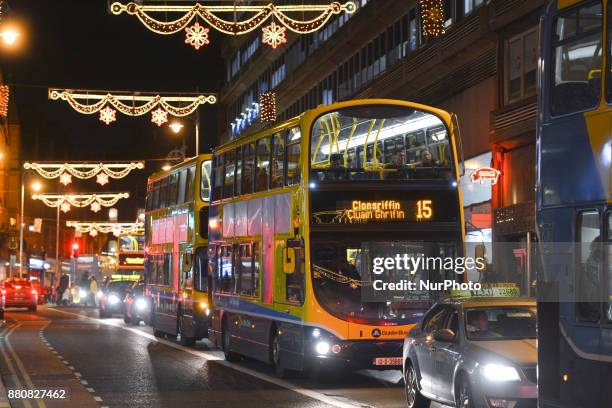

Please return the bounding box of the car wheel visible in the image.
[456,375,474,408]
[271,330,287,378]
[404,362,430,408]
[178,315,196,347]
[222,319,240,362]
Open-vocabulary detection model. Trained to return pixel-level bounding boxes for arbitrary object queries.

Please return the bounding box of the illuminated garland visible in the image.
[312,264,371,289]
[24,162,144,185]
[0,85,9,117]
[49,89,217,125]
[419,0,445,37]
[109,2,357,50]
[32,193,130,213]
[259,91,276,124]
[66,221,144,237]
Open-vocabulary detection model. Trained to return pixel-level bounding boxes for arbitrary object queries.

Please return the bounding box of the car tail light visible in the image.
[15,285,21,289]
[31,290,37,296]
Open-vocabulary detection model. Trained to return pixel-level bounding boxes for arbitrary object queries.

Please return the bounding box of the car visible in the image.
[0,285,5,319]
[98,280,132,318]
[123,282,152,325]
[1,278,38,312]
[402,294,537,408]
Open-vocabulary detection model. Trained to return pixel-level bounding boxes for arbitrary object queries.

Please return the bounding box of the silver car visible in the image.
[402,297,537,408]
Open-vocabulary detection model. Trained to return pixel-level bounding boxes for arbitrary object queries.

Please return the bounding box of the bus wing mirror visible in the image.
[475,244,488,272]
[283,247,296,274]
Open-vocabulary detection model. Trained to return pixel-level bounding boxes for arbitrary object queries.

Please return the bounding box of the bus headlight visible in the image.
[108,294,120,305]
[135,298,147,310]
[315,341,330,355]
[96,291,104,299]
[482,364,520,382]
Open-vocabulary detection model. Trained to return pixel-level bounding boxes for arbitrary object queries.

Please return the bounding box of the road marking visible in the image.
[47,307,363,408]
[0,325,32,408]
[81,380,88,386]
[86,387,95,393]
[68,366,75,370]
[74,372,82,378]
[93,396,102,402]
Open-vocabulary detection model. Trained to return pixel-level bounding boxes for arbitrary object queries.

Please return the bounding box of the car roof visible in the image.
[439,297,536,309]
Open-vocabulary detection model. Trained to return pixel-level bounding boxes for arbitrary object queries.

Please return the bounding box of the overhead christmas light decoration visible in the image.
[259,91,276,124]
[66,221,144,237]
[419,0,445,37]
[32,192,130,213]
[24,162,145,185]
[48,89,217,125]
[109,1,357,50]
[0,85,9,118]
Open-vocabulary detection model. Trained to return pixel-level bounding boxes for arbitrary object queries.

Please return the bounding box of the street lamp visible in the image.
[169,121,184,134]
[167,109,200,156]
[18,178,43,277]
[162,164,172,171]
[0,28,19,46]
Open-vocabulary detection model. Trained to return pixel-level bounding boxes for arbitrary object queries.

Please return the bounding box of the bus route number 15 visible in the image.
[416,200,433,220]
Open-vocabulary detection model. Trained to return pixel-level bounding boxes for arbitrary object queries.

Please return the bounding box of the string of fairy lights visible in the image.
[65,221,144,237]
[419,0,445,37]
[32,192,131,213]
[48,89,216,126]
[110,1,357,50]
[24,162,144,185]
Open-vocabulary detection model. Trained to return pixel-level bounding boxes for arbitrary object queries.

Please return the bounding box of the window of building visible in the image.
[464,0,484,16]
[271,132,285,188]
[506,28,538,104]
[256,138,270,192]
[551,2,602,116]
[577,211,601,322]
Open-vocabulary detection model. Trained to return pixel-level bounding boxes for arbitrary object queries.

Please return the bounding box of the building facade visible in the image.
[218,0,547,294]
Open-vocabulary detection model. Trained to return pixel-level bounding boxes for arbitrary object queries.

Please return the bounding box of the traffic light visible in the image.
[71,241,80,258]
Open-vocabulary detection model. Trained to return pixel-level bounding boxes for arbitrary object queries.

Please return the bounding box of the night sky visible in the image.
[3,0,224,221]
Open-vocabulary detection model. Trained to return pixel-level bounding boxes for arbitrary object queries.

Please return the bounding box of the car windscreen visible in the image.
[465,306,536,340]
[107,281,132,293]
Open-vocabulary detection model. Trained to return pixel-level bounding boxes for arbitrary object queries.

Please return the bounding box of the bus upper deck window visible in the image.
[551,3,602,116]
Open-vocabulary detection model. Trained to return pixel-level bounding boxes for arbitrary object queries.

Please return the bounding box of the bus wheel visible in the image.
[179,315,196,347]
[222,319,240,362]
[271,330,287,378]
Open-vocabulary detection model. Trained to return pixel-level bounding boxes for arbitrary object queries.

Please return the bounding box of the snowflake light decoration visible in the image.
[113,228,122,237]
[91,202,102,213]
[185,22,210,50]
[151,108,168,126]
[59,173,73,185]
[262,22,287,49]
[96,173,109,186]
[99,106,117,125]
[89,229,98,237]
[61,202,71,213]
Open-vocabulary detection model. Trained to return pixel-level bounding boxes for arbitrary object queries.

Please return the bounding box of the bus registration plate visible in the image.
[374,357,402,366]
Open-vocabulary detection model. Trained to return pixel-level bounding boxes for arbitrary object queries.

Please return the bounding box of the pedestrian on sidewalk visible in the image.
[89,276,99,307]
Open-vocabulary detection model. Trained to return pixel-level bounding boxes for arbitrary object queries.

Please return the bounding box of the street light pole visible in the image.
[195,106,200,157]
[56,204,60,281]
[18,167,24,277]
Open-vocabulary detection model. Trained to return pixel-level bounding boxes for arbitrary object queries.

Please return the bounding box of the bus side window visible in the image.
[286,127,302,186]
[221,245,235,293]
[186,166,196,203]
[168,173,179,207]
[159,178,168,209]
[286,249,304,304]
[239,243,253,296]
[224,151,236,199]
[271,132,285,189]
[177,169,186,204]
[213,155,224,201]
[256,138,270,192]
[163,253,172,287]
[551,3,602,116]
[152,181,160,210]
[252,242,260,297]
[577,211,601,322]
[242,143,255,195]
[235,147,243,197]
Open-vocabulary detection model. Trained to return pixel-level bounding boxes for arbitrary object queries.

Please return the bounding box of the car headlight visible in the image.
[482,364,521,382]
[108,294,120,305]
[79,290,88,298]
[96,291,104,299]
[135,298,147,310]
[315,341,330,355]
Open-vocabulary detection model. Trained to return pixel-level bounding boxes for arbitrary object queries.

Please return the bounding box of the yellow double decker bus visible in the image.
[114,232,145,281]
[208,99,466,377]
[144,155,212,346]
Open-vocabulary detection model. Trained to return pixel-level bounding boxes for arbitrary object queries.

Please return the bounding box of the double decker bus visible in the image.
[208,99,465,377]
[114,232,144,281]
[144,155,212,346]
[537,1,612,406]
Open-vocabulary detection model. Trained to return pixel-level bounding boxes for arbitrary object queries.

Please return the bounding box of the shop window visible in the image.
[577,211,601,322]
[551,2,602,116]
[506,27,538,104]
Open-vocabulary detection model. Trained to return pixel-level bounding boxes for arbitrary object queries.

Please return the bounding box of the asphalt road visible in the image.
[0,306,449,408]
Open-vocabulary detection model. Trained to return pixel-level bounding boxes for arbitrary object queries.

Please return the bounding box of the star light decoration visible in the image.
[184,22,209,50]
[24,162,144,185]
[99,106,117,125]
[151,107,168,126]
[262,21,287,49]
[109,1,357,50]
[61,202,71,213]
[90,202,102,213]
[49,89,216,126]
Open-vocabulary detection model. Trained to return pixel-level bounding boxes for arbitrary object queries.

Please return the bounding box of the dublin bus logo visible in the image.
[470,167,501,185]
